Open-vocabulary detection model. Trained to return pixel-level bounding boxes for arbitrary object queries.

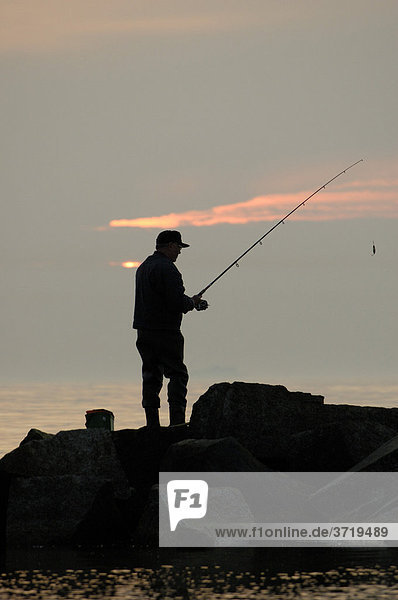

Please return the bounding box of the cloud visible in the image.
[0,1,284,54]
[108,179,398,229]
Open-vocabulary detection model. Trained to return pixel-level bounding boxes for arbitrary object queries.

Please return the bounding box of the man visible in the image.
[133,230,208,428]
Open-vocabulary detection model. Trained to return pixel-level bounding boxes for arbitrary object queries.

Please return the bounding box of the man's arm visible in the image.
[161,263,195,314]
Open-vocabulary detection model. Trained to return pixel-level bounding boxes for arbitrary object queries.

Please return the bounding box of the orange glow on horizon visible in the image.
[108,261,141,269]
[122,261,141,268]
[108,179,398,229]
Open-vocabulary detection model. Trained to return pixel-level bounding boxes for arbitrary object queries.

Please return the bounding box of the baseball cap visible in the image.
[156,230,190,248]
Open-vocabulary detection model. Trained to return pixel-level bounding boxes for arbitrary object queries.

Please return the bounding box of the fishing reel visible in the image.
[195,299,209,311]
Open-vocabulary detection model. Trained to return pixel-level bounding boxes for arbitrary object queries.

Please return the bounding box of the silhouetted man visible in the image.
[133,230,207,428]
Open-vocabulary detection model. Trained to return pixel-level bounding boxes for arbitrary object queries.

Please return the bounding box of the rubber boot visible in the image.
[169,405,186,426]
[145,407,160,429]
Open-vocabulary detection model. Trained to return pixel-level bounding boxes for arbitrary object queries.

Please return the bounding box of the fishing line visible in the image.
[197,159,363,298]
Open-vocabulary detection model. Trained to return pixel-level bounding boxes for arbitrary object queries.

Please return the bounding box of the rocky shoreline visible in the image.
[1,382,398,549]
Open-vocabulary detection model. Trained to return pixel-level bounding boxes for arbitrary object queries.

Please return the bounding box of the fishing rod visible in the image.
[197,159,363,300]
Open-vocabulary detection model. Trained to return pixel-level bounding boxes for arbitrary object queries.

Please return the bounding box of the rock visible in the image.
[160,437,270,472]
[323,403,398,434]
[112,425,190,489]
[133,485,159,547]
[0,425,194,548]
[0,471,11,559]
[19,428,54,446]
[138,483,256,548]
[189,382,398,470]
[159,485,255,548]
[3,380,398,549]
[189,382,325,465]
[134,483,214,547]
[283,419,398,471]
[0,429,133,547]
[1,429,128,494]
[72,481,138,545]
[350,432,398,471]
[307,471,398,526]
[7,475,115,547]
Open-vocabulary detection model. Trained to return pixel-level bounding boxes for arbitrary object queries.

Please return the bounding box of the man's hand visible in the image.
[192,294,202,308]
[192,294,209,311]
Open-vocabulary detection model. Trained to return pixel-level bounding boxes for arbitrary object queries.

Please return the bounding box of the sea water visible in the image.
[1,547,398,599]
[0,382,206,458]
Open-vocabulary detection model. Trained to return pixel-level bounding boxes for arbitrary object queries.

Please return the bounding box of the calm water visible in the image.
[0,382,205,457]
[1,547,398,599]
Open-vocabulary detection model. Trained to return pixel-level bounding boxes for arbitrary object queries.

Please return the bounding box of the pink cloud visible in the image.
[109,179,398,229]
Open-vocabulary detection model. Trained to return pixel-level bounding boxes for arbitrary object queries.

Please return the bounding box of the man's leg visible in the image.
[136,330,163,427]
[162,331,189,425]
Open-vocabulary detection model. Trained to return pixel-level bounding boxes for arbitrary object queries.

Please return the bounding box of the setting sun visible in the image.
[108,261,141,269]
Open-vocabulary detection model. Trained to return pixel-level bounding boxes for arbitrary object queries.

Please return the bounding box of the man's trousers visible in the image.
[136,329,189,410]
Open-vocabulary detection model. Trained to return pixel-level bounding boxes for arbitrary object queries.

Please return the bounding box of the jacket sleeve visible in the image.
[161,262,194,314]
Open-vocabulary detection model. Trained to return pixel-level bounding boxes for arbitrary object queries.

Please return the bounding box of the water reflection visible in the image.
[1,548,398,599]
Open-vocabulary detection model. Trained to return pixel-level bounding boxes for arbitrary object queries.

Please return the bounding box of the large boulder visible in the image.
[323,403,398,434]
[19,428,54,446]
[189,382,324,466]
[0,429,133,547]
[133,484,160,547]
[189,382,398,470]
[0,425,193,548]
[112,425,190,489]
[6,475,133,547]
[136,483,255,548]
[283,419,398,471]
[350,432,398,471]
[1,429,128,491]
[160,437,270,472]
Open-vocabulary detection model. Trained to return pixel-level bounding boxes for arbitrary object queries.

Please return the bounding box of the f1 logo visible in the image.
[167,480,208,531]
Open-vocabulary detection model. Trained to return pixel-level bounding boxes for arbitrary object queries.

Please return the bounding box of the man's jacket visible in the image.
[133,251,194,331]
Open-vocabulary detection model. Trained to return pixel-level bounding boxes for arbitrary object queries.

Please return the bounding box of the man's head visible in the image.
[156,230,189,262]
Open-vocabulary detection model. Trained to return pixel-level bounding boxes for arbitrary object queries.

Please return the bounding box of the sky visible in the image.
[1,0,398,401]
